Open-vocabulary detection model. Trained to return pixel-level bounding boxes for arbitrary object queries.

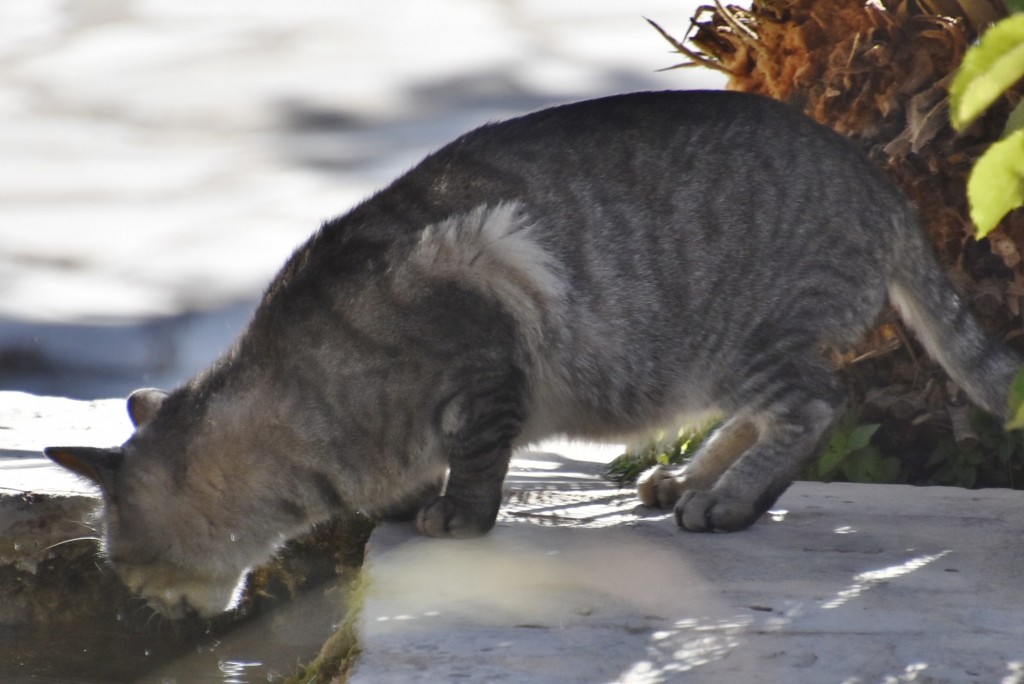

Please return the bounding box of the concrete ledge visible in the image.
[6,393,1024,681]
[352,450,1024,683]
[0,392,125,627]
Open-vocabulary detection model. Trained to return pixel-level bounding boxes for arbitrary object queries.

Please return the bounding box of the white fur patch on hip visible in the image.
[407,202,567,343]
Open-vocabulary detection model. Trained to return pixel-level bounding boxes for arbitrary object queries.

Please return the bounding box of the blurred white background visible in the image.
[0,0,723,398]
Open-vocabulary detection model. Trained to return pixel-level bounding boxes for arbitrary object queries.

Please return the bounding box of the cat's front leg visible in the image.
[416,448,511,538]
[416,374,523,538]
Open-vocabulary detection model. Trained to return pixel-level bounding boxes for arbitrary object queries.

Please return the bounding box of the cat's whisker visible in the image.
[44,535,101,552]
[68,519,99,533]
[143,607,165,637]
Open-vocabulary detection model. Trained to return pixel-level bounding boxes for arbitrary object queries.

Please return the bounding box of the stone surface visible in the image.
[352,451,1024,683]
[6,397,1024,682]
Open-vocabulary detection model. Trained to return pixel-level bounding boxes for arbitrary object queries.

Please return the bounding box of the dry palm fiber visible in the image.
[651,0,1024,483]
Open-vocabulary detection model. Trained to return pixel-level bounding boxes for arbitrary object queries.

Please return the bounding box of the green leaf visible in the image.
[812,417,880,480]
[1003,99,1024,138]
[816,444,846,477]
[950,14,1024,131]
[817,428,852,475]
[871,454,901,484]
[846,423,880,452]
[838,448,872,482]
[840,447,899,484]
[967,128,1024,238]
[1007,0,1024,13]
[1005,367,1024,430]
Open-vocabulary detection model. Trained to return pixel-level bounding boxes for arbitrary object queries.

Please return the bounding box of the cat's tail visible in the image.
[888,219,1021,420]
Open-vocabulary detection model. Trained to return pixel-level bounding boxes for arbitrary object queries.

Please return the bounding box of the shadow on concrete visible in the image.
[0,300,256,400]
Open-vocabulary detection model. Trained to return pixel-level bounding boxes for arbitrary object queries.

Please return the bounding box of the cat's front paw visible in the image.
[415,497,495,539]
[673,490,761,533]
[636,465,685,509]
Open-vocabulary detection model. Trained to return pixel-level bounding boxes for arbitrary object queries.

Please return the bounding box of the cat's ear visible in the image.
[127,388,168,428]
[43,446,123,491]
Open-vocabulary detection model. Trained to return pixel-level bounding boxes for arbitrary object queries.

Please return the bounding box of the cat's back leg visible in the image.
[637,416,758,509]
[674,356,844,532]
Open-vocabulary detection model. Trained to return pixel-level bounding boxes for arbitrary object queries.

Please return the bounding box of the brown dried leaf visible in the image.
[989,232,1023,269]
[883,76,952,158]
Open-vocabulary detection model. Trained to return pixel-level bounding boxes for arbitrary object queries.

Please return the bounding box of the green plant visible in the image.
[925,407,1024,487]
[948,8,1024,428]
[950,10,1024,240]
[1009,370,1024,429]
[805,412,900,484]
[286,573,367,684]
[605,421,718,486]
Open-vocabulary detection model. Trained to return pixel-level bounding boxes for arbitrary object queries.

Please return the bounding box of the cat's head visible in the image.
[45,387,282,619]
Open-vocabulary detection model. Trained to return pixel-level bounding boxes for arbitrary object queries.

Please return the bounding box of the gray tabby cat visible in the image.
[46,90,1020,619]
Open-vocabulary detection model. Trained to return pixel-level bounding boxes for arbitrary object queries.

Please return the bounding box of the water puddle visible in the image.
[0,499,372,684]
[1,580,350,684]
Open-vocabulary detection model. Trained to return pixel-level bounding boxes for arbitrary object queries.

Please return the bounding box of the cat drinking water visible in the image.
[46,91,1020,618]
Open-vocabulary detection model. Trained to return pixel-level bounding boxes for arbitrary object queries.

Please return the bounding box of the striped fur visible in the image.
[46,90,1021,618]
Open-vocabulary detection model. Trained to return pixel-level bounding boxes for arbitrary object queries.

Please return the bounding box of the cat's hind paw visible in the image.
[636,465,685,509]
[673,490,760,533]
